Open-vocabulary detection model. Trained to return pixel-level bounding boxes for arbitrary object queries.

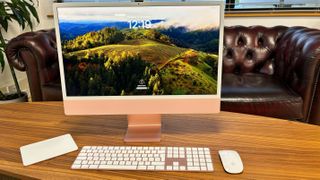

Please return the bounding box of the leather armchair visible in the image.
[222,26,320,125]
[5,26,320,125]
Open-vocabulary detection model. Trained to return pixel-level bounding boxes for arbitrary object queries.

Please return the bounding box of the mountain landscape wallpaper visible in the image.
[58,6,220,96]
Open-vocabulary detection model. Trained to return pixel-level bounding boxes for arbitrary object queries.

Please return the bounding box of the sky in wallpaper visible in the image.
[58,6,220,30]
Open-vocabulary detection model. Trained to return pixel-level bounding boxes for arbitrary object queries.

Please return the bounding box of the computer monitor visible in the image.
[54,2,224,142]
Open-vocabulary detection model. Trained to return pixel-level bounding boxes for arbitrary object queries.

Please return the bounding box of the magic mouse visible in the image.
[218,150,244,174]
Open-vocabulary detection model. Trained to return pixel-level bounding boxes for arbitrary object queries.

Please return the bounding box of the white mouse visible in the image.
[218,150,244,174]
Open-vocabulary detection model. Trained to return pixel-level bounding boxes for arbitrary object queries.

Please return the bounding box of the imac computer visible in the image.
[54,2,223,142]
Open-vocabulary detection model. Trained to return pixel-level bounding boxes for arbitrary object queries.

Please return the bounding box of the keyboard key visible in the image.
[188,166,200,171]
[83,146,90,150]
[138,166,147,170]
[71,164,81,169]
[81,160,88,165]
[89,165,99,169]
[79,153,87,157]
[157,161,166,166]
[201,166,207,171]
[99,165,137,170]
[207,163,214,171]
[81,164,89,169]
[156,166,165,170]
[74,160,82,164]
[88,161,94,165]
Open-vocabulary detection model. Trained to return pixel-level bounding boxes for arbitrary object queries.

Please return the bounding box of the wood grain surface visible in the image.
[0,102,320,179]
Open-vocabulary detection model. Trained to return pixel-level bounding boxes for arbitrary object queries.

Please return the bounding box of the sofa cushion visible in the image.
[221,73,303,120]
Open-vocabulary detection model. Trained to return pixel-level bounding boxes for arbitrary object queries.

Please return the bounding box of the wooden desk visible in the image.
[0,102,320,179]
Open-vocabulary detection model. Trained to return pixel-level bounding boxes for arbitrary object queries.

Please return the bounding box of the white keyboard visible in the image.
[72,146,214,172]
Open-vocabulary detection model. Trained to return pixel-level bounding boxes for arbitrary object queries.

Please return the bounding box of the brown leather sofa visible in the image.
[5,26,320,125]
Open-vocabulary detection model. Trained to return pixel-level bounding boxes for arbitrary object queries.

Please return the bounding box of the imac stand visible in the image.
[124,114,161,142]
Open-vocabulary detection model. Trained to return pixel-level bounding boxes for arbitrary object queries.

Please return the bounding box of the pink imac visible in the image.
[53,2,224,142]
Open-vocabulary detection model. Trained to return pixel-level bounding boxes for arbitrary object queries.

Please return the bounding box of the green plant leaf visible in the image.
[25,1,39,23]
[0,3,10,31]
[0,50,5,72]
[15,0,33,29]
[0,17,9,31]
[7,3,25,29]
[0,2,6,16]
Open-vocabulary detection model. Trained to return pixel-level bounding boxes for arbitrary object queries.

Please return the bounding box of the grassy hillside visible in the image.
[62,27,171,52]
[160,50,218,95]
[65,39,186,65]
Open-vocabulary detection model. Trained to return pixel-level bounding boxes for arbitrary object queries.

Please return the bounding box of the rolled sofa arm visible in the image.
[274,26,320,124]
[5,29,60,101]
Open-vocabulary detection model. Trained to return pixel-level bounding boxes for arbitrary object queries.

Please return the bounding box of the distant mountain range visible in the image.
[59,20,164,40]
[159,26,219,53]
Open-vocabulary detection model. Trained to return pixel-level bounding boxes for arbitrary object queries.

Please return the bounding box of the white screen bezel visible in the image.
[53,2,224,101]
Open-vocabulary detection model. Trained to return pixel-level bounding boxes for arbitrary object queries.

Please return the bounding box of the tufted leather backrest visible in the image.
[223,26,288,75]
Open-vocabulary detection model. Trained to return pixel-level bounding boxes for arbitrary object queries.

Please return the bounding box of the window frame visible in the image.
[52,0,320,17]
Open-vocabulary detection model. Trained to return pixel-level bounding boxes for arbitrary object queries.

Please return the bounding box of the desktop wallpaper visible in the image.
[58,6,220,96]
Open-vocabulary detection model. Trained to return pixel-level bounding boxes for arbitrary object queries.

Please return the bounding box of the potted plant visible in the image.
[0,0,39,103]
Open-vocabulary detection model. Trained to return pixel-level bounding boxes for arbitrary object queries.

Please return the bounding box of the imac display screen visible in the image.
[57,5,221,96]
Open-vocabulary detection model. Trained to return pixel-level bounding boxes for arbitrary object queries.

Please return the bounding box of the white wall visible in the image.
[1,0,320,95]
[224,16,320,29]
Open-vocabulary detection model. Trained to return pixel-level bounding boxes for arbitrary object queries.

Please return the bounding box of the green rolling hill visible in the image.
[159,50,218,95]
[65,39,186,65]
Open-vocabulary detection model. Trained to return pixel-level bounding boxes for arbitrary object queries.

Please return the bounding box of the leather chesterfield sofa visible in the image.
[5,30,62,101]
[5,26,320,125]
[222,26,320,125]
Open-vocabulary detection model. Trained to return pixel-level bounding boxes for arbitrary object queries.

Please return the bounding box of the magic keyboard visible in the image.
[71,146,214,172]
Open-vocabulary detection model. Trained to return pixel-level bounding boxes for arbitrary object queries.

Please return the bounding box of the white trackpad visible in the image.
[20,134,78,166]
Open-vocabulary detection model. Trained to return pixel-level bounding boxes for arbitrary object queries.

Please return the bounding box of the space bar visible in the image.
[99,165,137,170]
